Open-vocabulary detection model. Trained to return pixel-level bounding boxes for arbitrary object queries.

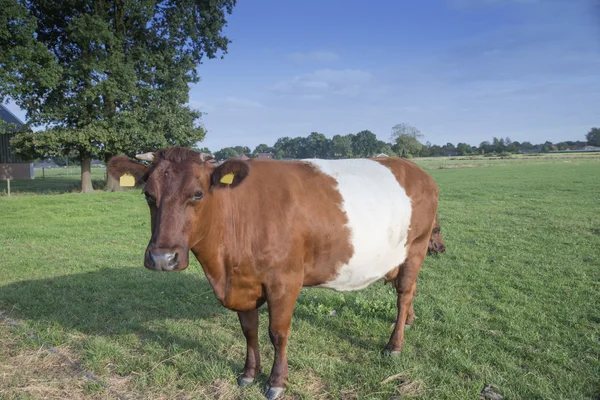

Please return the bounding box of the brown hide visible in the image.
[192,158,354,310]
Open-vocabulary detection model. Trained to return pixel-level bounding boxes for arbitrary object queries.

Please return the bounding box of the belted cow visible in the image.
[108,147,444,399]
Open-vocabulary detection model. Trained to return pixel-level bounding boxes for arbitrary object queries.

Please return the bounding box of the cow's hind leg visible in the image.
[384,238,428,356]
[263,281,302,400]
[405,302,416,328]
[237,309,261,387]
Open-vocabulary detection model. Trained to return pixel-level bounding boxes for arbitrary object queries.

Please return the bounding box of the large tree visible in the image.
[390,123,423,158]
[0,0,236,192]
[587,127,600,147]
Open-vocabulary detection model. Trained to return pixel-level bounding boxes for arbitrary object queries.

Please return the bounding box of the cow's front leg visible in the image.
[237,309,261,387]
[263,283,302,400]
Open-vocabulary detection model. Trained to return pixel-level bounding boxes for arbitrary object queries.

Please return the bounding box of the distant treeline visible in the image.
[207,125,600,161]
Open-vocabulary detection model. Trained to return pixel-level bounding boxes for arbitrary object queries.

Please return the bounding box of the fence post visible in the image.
[6,179,10,197]
[43,168,45,180]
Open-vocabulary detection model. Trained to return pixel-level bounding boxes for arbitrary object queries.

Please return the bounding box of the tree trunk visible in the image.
[81,156,94,193]
[104,154,122,192]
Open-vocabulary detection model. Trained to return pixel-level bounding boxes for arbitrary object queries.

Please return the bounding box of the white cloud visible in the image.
[286,51,340,63]
[221,96,265,109]
[271,69,373,98]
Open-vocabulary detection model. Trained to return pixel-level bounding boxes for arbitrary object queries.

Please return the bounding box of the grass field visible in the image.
[0,158,599,399]
[413,152,600,171]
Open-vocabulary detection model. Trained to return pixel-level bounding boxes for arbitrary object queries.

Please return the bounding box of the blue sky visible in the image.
[4,0,599,151]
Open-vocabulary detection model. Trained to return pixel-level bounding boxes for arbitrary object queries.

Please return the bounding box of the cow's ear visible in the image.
[107,156,148,186]
[211,159,249,189]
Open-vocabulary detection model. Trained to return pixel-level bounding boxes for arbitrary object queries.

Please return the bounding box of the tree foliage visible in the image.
[390,123,424,157]
[305,132,330,158]
[587,127,600,146]
[213,146,250,160]
[331,134,353,158]
[0,0,236,192]
[352,130,379,158]
[456,142,472,156]
[253,143,274,156]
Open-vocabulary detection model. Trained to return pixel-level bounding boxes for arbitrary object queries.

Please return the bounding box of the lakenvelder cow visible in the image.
[108,146,444,400]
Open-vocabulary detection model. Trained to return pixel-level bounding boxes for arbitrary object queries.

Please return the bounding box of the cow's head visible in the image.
[107,147,249,271]
[427,216,446,255]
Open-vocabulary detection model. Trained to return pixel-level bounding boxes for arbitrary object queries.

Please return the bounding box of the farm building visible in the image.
[1,104,34,180]
[257,152,274,159]
[0,104,26,164]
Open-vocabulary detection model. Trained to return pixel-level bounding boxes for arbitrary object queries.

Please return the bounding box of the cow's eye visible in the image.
[144,192,155,204]
[192,190,204,201]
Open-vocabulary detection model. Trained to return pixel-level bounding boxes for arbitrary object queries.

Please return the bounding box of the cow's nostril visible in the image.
[148,252,178,271]
[168,252,178,268]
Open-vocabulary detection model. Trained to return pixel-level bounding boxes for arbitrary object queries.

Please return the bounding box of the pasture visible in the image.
[0,158,599,399]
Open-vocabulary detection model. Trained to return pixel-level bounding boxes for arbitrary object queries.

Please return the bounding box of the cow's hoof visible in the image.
[237,375,254,387]
[264,385,285,400]
[383,348,402,357]
[389,322,413,330]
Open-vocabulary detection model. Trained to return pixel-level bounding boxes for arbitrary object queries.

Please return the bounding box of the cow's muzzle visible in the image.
[144,243,190,272]
[427,241,446,255]
[147,251,178,271]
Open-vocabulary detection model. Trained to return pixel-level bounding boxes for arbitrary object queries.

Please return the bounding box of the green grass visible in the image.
[413,152,600,170]
[0,160,599,399]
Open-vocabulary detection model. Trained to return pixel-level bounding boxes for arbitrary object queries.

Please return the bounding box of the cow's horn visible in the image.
[135,152,155,162]
[199,152,215,162]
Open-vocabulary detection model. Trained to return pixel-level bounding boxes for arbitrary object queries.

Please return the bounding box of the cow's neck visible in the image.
[190,189,249,303]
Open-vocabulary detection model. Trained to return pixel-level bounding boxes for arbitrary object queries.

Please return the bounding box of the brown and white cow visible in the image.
[108,147,442,400]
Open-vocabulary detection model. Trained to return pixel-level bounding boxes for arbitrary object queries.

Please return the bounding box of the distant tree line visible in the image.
[209,124,600,161]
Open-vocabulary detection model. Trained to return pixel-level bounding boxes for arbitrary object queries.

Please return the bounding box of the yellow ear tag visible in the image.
[220,173,235,185]
[119,173,135,187]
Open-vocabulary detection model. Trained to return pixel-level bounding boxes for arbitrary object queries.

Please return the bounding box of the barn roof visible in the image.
[0,105,25,129]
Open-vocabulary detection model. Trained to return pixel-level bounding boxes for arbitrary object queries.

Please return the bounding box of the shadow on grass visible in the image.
[0,266,401,386]
[0,267,243,369]
[0,267,222,328]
